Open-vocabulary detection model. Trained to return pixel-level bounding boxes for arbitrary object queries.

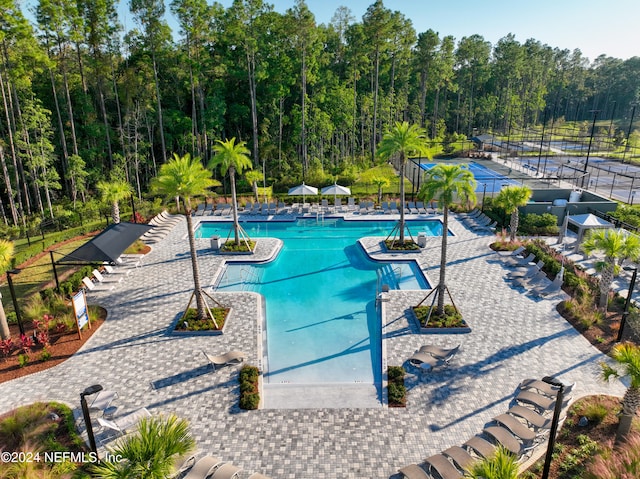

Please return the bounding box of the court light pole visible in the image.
[480,183,488,212]
[622,104,637,163]
[617,266,638,342]
[581,109,600,189]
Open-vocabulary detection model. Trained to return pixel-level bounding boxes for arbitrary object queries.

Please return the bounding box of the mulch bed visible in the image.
[0,309,106,384]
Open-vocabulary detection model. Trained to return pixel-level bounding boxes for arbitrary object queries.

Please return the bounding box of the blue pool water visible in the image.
[197,219,442,385]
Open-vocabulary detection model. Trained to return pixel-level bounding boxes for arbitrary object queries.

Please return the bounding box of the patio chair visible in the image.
[518,378,574,397]
[247,474,271,479]
[512,270,548,289]
[483,425,535,459]
[416,201,427,214]
[398,464,430,479]
[389,201,399,214]
[347,197,356,210]
[515,390,556,413]
[181,456,226,479]
[243,201,253,214]
[506,260,544,280]
[408,345,458,372]
[211,463,243,479]
[441,446,476,471]
[88,390,118,414]
[462,436,496,458]
[202,350,247,370]
[417,344,460,362]
[170,455,196,479]
[103,264,131,276]
[92,269,122,285]
[277,202,289,214]
[268,203,277,215]
[381,201,390,214]
[97,407,151,438]
[158,211,183,224]
[424,453,464,479]
[193,203,205,216]
[491,413,537,442]
[503,252,536,267]
[407,202,419,214]
[82,276,112,292]
[334,198,343,212]
[321,199,329,212]
[497,245,526,258]
[528,272,564,298]
[507,405,552,430]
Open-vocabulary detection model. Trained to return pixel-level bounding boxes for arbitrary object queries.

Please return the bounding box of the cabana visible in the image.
[567,213,615,252]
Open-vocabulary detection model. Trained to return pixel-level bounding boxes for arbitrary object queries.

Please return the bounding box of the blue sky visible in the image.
[27,0,634,61]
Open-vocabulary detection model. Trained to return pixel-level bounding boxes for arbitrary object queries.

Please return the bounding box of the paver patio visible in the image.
[0,212,625,479]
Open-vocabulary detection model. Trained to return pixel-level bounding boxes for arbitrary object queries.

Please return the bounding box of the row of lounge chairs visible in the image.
[399,378,575,479]
[457,209,497,232]
[142,210,183,244]
[81,262,135,294]
[498,247,564,298]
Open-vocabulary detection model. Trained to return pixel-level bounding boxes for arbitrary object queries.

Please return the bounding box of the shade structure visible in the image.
[288,183,318,204]
[567,213,615,252]
[320,183,351,196]
[57,221,153,264]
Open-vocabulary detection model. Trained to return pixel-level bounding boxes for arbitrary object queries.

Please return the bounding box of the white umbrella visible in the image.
[288,182,318,205]
[320,183,351,204]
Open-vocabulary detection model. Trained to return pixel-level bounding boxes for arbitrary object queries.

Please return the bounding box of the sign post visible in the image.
[72,290,91,339]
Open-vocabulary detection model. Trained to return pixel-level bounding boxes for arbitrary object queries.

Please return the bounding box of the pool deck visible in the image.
[0,211,625,479]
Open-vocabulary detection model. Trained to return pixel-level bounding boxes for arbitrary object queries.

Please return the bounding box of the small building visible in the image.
[519,188,618,225]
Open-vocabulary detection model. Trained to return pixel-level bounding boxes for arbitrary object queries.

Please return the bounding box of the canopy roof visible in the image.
[57,221,153,264]
[288,183,318,196]
[567,213,614,229]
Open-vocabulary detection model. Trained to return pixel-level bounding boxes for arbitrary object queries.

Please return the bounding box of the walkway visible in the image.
[0,213,625,479]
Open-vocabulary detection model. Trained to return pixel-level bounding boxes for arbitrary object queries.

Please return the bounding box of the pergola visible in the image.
[567,213,615,252]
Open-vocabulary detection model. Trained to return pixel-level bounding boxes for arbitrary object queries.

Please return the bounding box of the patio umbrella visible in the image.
[321,183,351,203]
[288,182,318,205]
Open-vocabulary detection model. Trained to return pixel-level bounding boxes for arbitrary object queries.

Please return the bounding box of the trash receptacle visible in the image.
[417,232,427,248]
[210,235,221,250]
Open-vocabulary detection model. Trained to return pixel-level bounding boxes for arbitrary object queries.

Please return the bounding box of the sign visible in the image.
[72,290,91,339]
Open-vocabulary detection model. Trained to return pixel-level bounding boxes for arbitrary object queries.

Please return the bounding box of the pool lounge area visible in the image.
[0,211,626,479]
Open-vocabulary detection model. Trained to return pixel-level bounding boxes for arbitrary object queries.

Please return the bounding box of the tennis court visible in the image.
[419,161,521,193]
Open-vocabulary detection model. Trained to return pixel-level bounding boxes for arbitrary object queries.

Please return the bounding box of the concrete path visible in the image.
[0,212,625,479]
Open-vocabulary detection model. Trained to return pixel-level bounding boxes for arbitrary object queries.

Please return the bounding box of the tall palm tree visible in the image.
[245,169,264,204]
[601,342,640,442]
[418,164,476,315]
[494,185,532,242]
[465,446,519,479]
[210,138,253,245]
[582,229,639,310]
[151,153,220,321]
[0,240,15,340]
[376,122,429,244]
[97,179,134,224]
[91,415,196,479]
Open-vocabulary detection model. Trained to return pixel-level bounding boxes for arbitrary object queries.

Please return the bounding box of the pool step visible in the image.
[261,383,381,409]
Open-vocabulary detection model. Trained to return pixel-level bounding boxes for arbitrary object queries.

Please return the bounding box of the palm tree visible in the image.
[210,138,253,246]
[582,229,640,310]
[376,122,429,244]
[465,446,519,479]
[97,179,134,224]
[91,415,196,479]
[371,176,391,205]
[601,342,640,442]
[151,153,221,322]
[245,169,264,204]
[418,164,476,315]
[0,240,15,340]
[494,185,532,242]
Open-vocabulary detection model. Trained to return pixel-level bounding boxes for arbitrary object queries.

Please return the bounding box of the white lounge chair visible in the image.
[97,407,151,438]
[203,350,247,370]
[92,269,122,285]
[82,276,112,292]
[211,463,243,479]
[88,390,118,413]
[181,456,226,479]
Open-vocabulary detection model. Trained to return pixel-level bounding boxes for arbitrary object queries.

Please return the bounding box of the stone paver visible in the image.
[0,212,625,479]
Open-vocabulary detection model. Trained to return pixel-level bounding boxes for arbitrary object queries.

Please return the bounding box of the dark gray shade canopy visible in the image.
[57,222,153,264]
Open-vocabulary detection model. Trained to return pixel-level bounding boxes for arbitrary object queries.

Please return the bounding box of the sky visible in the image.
[152,0,639,62]
[23,0,640,61]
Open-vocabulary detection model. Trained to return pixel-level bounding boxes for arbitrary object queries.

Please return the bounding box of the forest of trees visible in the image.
[1,0,640,228]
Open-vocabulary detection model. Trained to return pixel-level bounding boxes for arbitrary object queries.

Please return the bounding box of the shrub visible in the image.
[519,213,560,235]
[387,366,406,407]
[239,365,260,410]
[414,304,465,328]
[175,308,229,331]
[586,432,640,478]
[581,403,608,424]
[17,354,29,367]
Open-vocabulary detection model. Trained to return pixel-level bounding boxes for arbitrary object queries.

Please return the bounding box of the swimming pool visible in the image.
[197,219,442,386]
